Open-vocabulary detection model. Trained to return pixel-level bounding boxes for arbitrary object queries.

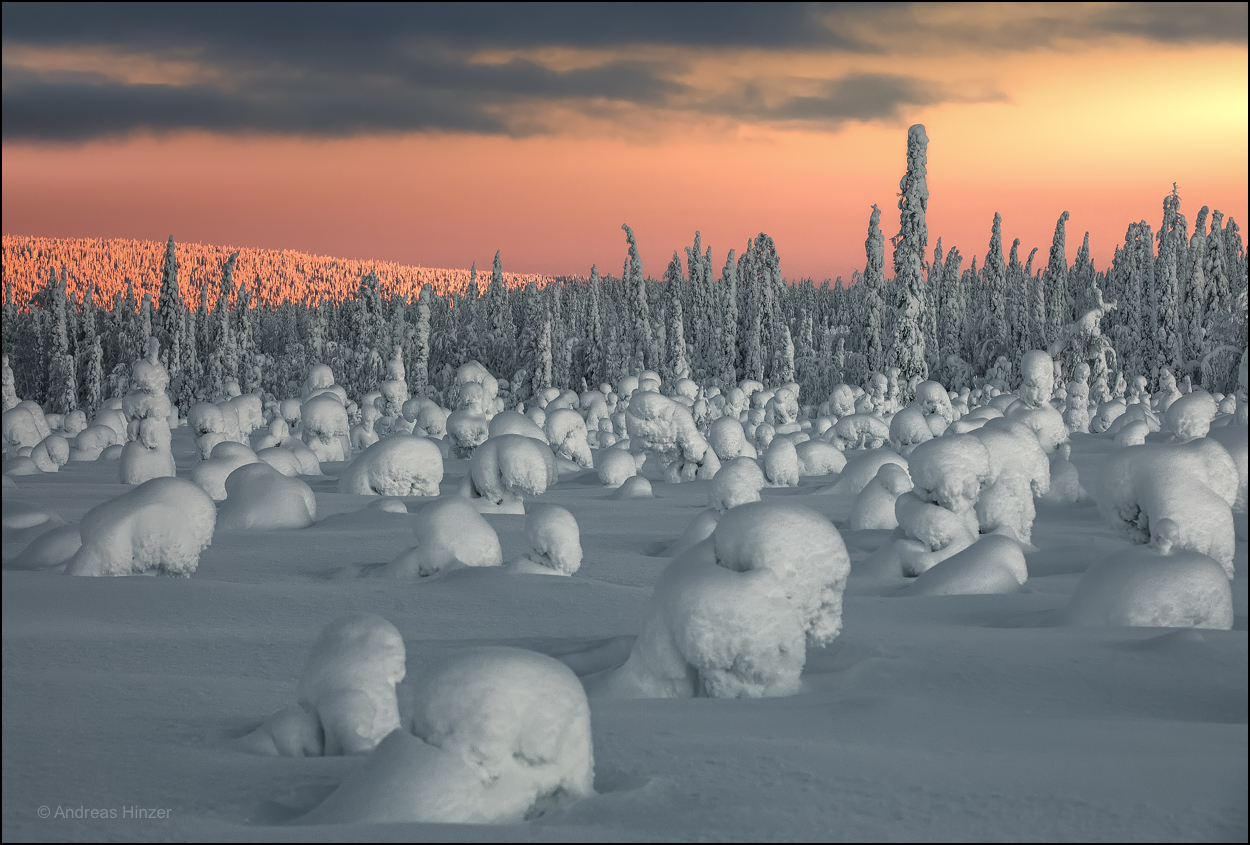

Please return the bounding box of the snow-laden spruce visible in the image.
[464,433,558,512]
[594,502,850,699]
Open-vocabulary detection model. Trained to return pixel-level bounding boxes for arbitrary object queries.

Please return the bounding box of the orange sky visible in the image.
[3,13,1246,282]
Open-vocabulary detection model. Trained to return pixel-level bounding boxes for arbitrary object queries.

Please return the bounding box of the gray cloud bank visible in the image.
[3,2,1244,141]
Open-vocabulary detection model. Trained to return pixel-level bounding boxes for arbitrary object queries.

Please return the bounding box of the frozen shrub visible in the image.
[119,417,177,485]
[1206,424,1247,517]
[795,440,846,476]
[218,462,317,531]
[1018,350,1054,408]
[1114,419,1150,446]
[1062,521,1232,629]
[1097,440,1238,575]
[294,614,406,755]
[303,647,593,825]
[848,463,913,531]
[1091,399,1126,434]
[625,391,720,482]
[452,361,499,412]
[467,434,558,509]
[827,384,857,418]
[66,477,216,577]
[190,442,259,501]
[61,409,87,437]
[301,394,351,462]
[338,435,444,497]
[709,457,766,513]
[381,498,503,578]
[188,402,228,459]
[227,393,264,441]
[913,381,955,423]
[596,448,639,487]
[763,438,800,487]
[545,408,593,469]
[906,535,1027,596]
[30,434,70,473]
[597,502,850,699]
[1007,403,1068,453]
[510,504,582,576]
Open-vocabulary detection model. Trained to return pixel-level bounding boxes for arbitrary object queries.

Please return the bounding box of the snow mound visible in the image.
[8,523,81,572]
[1206,424,1247,515]
[301,394,351,462]
[447,409,490,458]
[70,424,119,461]
[822,449,908,496]
[255,446,304,477]
[297,614,406,755]
[794,440,846,476]
[468,434,558,508]
[830,413,891,450]
[1062,522,1232,629]
[217,463,317,531]
[889,406,933,456]
[118,418,177,485]
[908,434,995,515]
[906,535,1027,596]
[848,463,913,531]
[487,410,546,442]
[337,435,444,497]
[190,442,259,501]
[596,448,639,487]
[763,438,800,487]
[600,502,849,699]
[1096,440,1238,575]
[972,418,1050,543]
[709,457,766,513]
[611,476,652,499]
[66,477,216,577]
[545,408,593,469]
[305,647,593,825]
[510,504,582,576]
[380,498,503,578]
[1164,391,1217,442]
[31,434,70,472]
[625,391,719,481]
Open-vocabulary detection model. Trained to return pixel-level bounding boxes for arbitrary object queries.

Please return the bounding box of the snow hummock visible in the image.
[190,441,259,501]
[303,647,593,825]
[66,477,216,577]
[596,448,640,487]
[848,463,913,531]
[907,534,1028,596]
[467,434,558,510]
[1061,521,1233,629]
[337,435,444,497]
[380,498,503,578]
[217,462,317,531]
[709,457,766,513]
[509,504,582,575]
[597,502,849,699]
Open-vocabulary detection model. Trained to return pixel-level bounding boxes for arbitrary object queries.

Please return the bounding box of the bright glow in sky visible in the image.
[3,4,1246,281]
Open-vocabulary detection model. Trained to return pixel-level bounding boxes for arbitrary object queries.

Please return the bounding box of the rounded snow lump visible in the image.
[907,535,1028,596]
[469,434,558,506]
[217,462,317,531]
[512,504,582,575]
[303,647,593,825]
[337,434,444,497]
[66,477,216,577]
[1062,527,1232,630]
[297,613,407,755]
[380,498,503,578]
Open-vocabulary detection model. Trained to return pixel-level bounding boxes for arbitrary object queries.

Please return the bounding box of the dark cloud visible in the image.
[2,2,1242,141]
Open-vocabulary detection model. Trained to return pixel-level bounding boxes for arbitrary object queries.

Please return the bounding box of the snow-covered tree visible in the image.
[888,124,930,389]
[1043,211,1070,347]
[861,206,887,375]
[621,225,650,374]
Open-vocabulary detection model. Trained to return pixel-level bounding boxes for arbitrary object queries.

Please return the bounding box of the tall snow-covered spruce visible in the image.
[888,124,930,391]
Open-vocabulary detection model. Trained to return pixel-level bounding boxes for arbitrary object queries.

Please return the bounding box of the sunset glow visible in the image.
[3,4,1246,284]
